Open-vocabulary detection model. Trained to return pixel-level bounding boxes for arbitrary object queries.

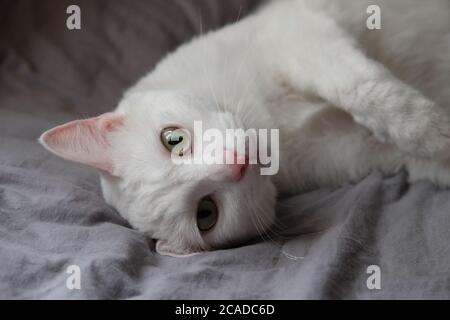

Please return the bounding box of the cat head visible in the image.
[39,91,277,257]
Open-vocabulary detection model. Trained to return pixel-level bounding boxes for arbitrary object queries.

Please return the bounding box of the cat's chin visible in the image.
[100,161,278,255]
[204,169,278,250]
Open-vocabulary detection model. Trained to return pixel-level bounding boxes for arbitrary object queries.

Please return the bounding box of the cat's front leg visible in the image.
[280,34,450,160]
[342,76,450,159]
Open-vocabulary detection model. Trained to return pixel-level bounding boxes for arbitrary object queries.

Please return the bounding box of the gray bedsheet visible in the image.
[1,0,450,299]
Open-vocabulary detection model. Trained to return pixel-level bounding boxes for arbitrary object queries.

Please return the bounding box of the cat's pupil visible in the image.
[197,197,218,232]
[168,134,183,145]
[198,209,211,218]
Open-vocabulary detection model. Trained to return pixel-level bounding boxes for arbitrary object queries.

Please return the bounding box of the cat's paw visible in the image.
[385,101,450,160]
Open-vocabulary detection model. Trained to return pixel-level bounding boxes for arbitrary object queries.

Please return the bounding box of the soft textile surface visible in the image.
[1,0,450,299]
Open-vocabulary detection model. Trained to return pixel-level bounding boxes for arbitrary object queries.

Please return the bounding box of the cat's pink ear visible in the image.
[155,240,201,258]
[39,113,124,174]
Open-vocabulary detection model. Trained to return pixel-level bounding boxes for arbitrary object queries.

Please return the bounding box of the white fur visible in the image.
[40,0,450,255]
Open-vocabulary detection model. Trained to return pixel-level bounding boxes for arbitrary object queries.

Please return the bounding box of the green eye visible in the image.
[160,127,190,156]
[197,197,218,232]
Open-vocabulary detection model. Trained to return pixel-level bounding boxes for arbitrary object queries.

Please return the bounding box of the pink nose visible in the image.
[222,150,249,182]
[229,162,249,182]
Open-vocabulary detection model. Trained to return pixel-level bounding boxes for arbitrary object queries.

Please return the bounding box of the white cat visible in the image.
[40,0,450,256]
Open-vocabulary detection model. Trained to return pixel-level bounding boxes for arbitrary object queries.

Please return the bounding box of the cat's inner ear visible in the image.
[39,112,123,174]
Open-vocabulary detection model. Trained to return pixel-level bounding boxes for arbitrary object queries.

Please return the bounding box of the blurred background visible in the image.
[0,0,261,118]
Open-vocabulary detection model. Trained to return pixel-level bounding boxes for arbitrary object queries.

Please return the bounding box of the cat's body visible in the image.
[127,0,450,193]
[40,0,450,256]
